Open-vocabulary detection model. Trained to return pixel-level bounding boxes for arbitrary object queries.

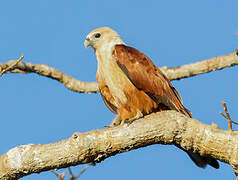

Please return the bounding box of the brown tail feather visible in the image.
[177,107,219,169]
[186,150,219,169]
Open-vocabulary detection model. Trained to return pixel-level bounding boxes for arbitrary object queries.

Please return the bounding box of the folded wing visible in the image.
[113,44,191,117]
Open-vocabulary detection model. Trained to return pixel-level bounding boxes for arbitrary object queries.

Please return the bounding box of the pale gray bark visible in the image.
[0,111,237,179]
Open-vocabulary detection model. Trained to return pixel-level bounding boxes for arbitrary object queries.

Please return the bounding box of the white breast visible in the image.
[96,40,129,106]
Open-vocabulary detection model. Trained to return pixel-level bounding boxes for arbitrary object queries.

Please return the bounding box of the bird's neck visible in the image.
[96,37,125,54]
[95,37,125,77]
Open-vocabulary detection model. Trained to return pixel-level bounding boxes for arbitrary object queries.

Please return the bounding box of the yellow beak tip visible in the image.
[84,40,89,48]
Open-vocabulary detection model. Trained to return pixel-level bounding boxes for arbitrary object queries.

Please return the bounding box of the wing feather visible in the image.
[113,44,192,117]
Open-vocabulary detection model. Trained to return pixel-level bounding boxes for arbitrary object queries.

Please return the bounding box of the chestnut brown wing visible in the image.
[113,44,191,117]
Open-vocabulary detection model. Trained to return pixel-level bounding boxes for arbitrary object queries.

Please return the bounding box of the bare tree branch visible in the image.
[0,111,238,180]
[0,61,99,93]
[160,49,238,80]
[0,50,237,93]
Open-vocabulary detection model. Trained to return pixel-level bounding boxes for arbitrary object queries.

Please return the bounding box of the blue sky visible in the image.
[0,0,237,179]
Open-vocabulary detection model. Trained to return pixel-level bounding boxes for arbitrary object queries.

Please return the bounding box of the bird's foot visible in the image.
[124,111,144,125]
[104,111,143,128]
[104,115,122,128]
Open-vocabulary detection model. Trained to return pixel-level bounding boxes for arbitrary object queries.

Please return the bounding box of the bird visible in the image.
[84,27,219,169]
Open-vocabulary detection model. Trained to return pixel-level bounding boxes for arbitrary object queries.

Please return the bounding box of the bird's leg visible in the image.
[105,114,122,128]
[111,114,122,126]
[105,111,143,128]
[122,111,144,125]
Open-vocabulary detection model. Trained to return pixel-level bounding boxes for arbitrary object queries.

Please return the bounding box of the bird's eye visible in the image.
[95,33,101,38]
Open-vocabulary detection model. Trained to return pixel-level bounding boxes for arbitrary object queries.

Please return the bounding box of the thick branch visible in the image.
[0,50,237,93]
[1,111,238,179]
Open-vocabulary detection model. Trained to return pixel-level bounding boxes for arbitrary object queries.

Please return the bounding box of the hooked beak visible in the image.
[84,38,90,48]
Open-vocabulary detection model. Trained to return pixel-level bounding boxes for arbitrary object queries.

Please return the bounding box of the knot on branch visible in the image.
[72,132,81,140]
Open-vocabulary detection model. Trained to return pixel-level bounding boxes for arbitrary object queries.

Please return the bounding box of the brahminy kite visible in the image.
[84,27,219,169]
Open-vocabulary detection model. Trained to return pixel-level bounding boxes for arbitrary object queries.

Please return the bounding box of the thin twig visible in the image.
[0,55,24,76]
[219,101,232,131]
[219,101,238,126]
[50,170,67,180]
[231,121,238,125]
[68,166,89,180]
[75,166,89,179]
[220,112,238,125]
[68,167,74,180]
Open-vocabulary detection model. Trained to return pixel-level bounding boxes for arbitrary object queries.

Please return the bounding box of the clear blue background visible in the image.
[0,0,237,179]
